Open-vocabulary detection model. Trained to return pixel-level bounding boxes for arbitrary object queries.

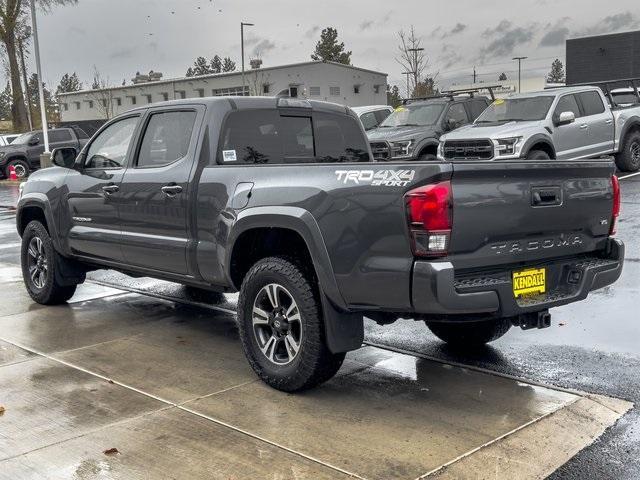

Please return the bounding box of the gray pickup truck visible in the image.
[16,97,624,391]
[439,83,640,171]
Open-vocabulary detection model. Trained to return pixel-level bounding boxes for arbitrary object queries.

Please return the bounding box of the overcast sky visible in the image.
[11,0,640,93]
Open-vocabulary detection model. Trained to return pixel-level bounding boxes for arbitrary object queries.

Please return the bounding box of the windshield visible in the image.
[10,132,36,145]
[476,97,554,123]
[379,104,444,127]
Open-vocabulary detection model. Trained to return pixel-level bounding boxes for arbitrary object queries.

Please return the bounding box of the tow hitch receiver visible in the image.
[513,310,552,330]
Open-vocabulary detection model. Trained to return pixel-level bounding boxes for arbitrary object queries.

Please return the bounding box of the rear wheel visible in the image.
[237,257,345,392]
[21,221,78,305]
[615,131,640,172]
[525,150,550,160]
[425,318,511,347]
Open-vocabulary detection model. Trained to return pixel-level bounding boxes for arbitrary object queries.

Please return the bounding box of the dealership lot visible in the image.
[0,173,637,478]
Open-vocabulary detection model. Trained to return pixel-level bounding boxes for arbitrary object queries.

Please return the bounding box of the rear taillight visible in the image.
[610,175,620,236]
[405,181,452,257]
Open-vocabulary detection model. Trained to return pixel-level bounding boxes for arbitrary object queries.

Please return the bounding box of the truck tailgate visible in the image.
[448,160,616,270]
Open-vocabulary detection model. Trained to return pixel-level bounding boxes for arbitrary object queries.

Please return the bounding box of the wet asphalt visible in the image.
[0,174,638,478]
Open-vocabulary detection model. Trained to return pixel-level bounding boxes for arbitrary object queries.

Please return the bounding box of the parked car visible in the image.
[351,105,393,131]
[0,133,19,146]
[17,96,623,392]
[367,92,491,161]
[0,127,89,179]
[438,81,640,171]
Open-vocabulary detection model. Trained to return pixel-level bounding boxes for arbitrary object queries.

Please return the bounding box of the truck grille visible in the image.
[370,141,391,161]
[443,140,494,160]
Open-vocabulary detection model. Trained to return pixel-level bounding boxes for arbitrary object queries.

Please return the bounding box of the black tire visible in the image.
[418,153,437,161]
[525,150,551,160]
[5,159,30,179]
[615,131,640,172]
[237,256,345,392]
[426,318,511,347]
[21,221,78,305]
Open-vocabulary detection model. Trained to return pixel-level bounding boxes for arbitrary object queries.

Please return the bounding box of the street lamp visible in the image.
[30,0,50,154]
[241,22,254,96]
[407,47,425,91]
[512,56,528,93]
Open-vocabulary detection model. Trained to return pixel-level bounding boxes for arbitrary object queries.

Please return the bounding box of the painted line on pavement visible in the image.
[619,171,640,180]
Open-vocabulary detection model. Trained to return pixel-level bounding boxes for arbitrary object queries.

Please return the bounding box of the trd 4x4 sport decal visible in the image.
[335,169,415,187]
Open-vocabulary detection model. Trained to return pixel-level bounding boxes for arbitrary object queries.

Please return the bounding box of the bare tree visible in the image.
[395,26,437,97]
[89,66,114,120]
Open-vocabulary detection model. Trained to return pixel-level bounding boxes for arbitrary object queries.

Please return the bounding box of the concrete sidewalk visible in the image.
[0,264,632,479]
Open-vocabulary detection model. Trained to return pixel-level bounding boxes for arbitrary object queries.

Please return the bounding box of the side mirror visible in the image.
[51,147,78,169]
[555,111,575,126]
[28,137,40,146]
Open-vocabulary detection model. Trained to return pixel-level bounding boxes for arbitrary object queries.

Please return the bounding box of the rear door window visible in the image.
[49,130,72,143]
[137,111,197,168]
[578,91,605,116]
[555,94,581,118]
[217,110,370,164]
[360,111,378,130]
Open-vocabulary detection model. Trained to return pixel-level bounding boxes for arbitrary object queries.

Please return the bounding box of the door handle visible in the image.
[102,184,119,194]
[161,184,183,196]
[605,119,613,125]
[579,124,588,129]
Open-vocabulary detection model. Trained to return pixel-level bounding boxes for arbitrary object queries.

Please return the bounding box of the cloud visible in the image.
[449,23,467,36]
[480,20,536,58]
[431,23,467,40]
[109,46,137,59]
[437,44,463,69]
[304,26,320,39]
[252,39,276,57]
[578,11,639,36]
[540,26,570,46]
[359,20,374,31]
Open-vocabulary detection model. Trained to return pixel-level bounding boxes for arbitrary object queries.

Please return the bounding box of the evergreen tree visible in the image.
[546,59,566,83]
[186,56,212,77]
[222,57,236,72]
[56,72,82,95]
[311,27,351,65]
[498,72,508,81]
[0,82,12,120]
[210,55,222,74]
[27,73,56,126]
[387,85,402,108]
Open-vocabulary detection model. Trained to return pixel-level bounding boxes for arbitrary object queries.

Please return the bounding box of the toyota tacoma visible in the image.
[16,96,624,391]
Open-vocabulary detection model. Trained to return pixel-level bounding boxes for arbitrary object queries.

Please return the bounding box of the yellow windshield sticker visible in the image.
[493,99,505,105]
[395,107,407,112]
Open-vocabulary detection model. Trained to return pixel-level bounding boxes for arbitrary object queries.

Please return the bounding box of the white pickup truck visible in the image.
[438,80,640,171]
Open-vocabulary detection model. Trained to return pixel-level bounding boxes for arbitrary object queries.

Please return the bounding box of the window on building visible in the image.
[329,86,340,96]
[175,90,186,99]
[74,102,81,110]
[354,85,360,94]
[49,129,73,143]
[115,97,122,106]
[143,94,152,103]
[88,100,94,108]
[309,86,321,96]
[137,111,197,168]
[101,99,107,107]
[262,84,270,94]
[289,86,299,98]
[195,88,205,98]
[129,96,137,105]
[161,92,169,101]
[578,91,605,116]
[211,86,249,96]
[62,103,68,111]
[374,85,381,94]
[216,110,369,165]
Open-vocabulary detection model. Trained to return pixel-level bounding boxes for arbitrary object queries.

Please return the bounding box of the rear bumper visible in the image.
[412,238,624,317]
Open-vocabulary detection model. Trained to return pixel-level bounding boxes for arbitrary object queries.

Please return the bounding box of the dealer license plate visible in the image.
[512,268,546,298]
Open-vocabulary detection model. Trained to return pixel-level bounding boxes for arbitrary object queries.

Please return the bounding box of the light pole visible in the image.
[30,0,49,153]
[402,71,413,98]
[408,47,424,92]
[241,22,254,96]
[512,56,528,93]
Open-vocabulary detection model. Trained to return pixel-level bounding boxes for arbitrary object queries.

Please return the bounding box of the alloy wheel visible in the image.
[252,283,302,365]
[27,236,48,289]
[631,141,640,164]
[13,164,27,178]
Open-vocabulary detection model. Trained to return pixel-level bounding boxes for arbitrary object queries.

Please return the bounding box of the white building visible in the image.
[444,77,565,99]
[58,61,388,123]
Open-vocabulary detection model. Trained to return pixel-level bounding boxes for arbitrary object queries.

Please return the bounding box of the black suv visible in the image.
[367,91,491,161]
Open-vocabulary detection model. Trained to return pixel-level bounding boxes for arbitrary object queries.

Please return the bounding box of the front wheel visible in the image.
[425,318,511,347]
[21,221,78,305]
[5,159,30,179]
[615,131,640,172]
[525,150,551,160]
[237,257,345,392]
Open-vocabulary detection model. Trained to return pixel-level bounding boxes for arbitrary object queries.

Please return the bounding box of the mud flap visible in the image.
[320,294,364,353]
